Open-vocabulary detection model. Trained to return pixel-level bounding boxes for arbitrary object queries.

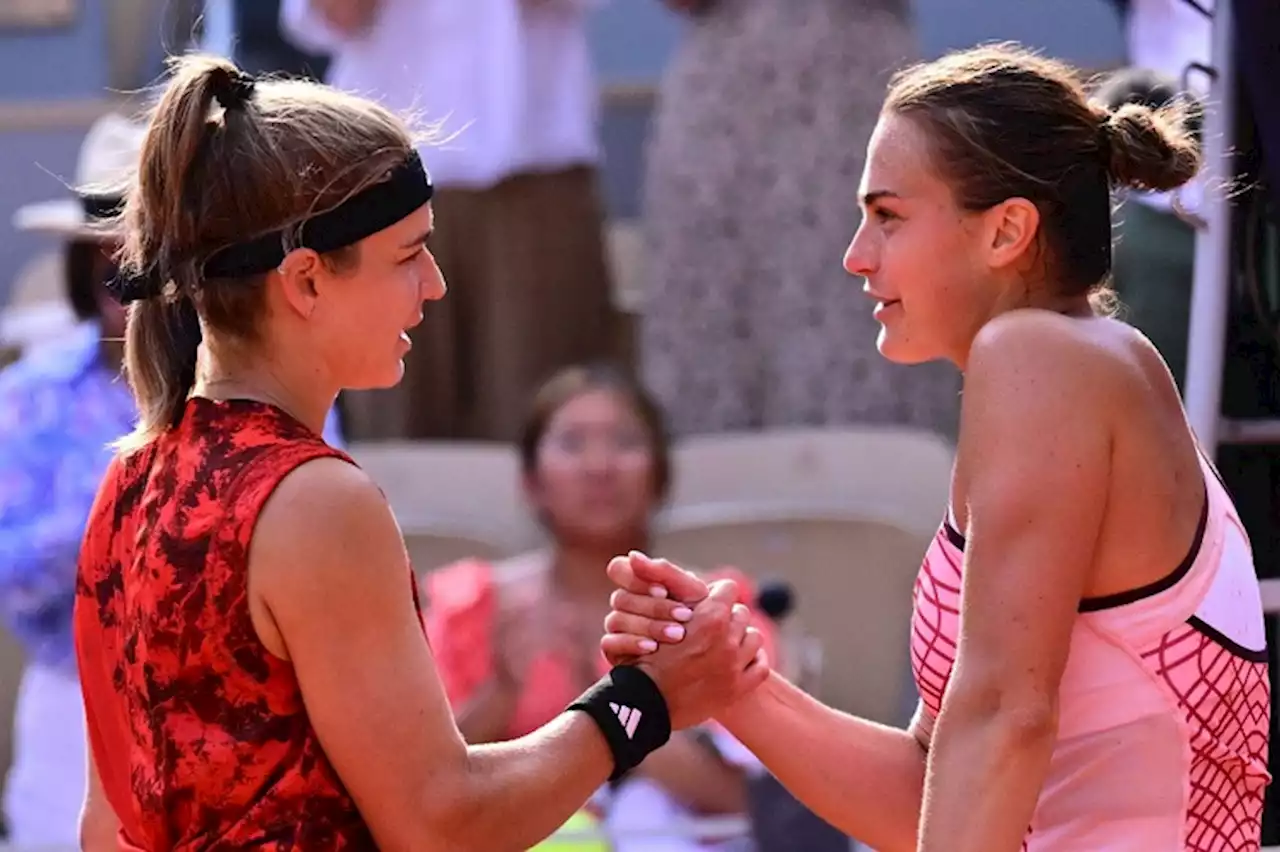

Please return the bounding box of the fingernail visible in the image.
[650,585,669,599]
[672,606,694,622]
[664,624,685,641]
[639,639,658,652]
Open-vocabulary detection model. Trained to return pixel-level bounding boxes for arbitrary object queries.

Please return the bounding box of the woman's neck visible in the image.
[194,345,335,436]
[955,292,1096,370]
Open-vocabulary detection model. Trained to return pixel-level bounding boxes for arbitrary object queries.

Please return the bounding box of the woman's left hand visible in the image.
[600,552,730,666]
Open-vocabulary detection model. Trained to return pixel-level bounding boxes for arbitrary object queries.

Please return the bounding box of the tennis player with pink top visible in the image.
[602,43,1271,851]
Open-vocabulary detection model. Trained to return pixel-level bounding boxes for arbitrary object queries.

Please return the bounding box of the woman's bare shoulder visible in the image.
[967,309,1141,405]
[253,456,406,590]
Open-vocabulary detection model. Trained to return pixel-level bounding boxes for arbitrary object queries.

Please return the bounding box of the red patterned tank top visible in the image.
[74,398,403,850]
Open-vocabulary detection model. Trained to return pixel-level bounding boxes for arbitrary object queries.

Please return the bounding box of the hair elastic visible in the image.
[210,68,256,112]
[568,665,672,781]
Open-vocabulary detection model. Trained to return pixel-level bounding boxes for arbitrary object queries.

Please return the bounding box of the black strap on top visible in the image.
[108,148,434,305]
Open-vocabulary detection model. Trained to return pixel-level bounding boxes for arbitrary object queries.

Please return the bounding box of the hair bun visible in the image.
[1100,101,1201,192]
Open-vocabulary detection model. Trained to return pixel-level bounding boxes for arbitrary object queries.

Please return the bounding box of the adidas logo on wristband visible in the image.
[610,702,642,739]
[569,666,671,780]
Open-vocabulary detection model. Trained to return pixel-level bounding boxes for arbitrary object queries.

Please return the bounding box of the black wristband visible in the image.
[568,665,672,781]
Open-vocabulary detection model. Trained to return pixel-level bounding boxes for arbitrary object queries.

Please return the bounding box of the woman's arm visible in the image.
[602,557,926,852]
[253,458,765,852]
[717,674,926,851]
[918,313,1111,852]
[421,563,521,745]
[80,747,121,852]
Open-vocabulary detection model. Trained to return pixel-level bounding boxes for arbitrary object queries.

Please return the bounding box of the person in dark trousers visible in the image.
[201,0,330,80]
[235,0,328,78]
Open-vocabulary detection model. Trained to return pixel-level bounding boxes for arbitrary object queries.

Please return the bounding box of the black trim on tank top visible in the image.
[1078,487,1209,613]
[940,485,1210,614]
[943,516,966,551]
[1187,615,1270,663]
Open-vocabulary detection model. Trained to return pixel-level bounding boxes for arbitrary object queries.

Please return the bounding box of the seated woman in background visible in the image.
[423,364,770,851]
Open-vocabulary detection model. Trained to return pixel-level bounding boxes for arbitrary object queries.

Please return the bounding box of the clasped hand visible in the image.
[600,551,769,728]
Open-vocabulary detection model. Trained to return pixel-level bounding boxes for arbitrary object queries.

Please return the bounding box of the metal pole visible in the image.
[1181,0,1236,452]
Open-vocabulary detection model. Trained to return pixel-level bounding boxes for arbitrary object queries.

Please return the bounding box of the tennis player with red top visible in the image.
[603,43,1271,852]
[72,55,767,851]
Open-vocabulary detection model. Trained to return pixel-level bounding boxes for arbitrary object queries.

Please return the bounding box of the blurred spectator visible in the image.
[0,114,345,844]
[421,364,768,849]
[200,0,330,79]
[0,113,143,847]
[1103,0,1211,388]
[281,0,617,442]
[639,0,959,438]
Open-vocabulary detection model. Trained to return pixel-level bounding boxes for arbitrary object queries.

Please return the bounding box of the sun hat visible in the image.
[12,111,147,239]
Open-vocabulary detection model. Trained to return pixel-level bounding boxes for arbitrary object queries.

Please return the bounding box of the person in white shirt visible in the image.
[280,0,617,441]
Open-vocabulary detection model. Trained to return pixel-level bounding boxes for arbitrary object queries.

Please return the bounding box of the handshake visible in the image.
[596,551,772,731]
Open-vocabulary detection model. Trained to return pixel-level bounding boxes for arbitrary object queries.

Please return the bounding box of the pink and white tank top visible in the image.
[912,451,1272,850]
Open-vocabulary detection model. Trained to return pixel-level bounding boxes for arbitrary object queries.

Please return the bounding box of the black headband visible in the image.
[108,149,433,304]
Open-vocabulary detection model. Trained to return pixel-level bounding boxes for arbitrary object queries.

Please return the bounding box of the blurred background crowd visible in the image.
[1,0,1278,849]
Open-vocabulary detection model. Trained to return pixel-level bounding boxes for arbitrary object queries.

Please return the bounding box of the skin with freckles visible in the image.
[598,44,1258,852]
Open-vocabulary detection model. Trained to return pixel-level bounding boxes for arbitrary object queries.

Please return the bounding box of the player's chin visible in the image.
[344,360,407,392]
[876,319,950,365]
[875,330,921,364]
